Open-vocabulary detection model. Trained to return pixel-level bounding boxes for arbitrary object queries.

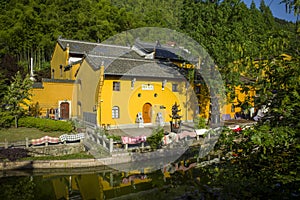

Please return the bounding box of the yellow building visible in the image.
[30,37,198,128]
[30,37,255,127]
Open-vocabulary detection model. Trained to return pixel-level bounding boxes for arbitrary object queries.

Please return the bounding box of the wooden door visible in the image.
[60,102,69,119]
[142,103,152,123]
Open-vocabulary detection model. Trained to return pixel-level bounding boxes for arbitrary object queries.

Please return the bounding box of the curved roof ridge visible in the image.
[58,37,131,50]
[87,54,155,63]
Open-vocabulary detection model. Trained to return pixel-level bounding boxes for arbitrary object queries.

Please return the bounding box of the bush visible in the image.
[147,127,164,149]
[18,117,74,133]
[0,112,14,128]
[106,134,121,141]
[194,116,207,129]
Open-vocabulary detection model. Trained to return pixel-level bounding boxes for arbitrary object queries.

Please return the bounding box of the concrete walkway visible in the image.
[106,119,256,137]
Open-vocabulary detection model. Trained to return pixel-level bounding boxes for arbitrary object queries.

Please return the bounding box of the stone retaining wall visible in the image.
[0,159,103,170]
[0,146,187,170]
[28,143,85,157]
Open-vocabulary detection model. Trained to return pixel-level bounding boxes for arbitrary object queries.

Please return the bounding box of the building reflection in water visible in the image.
[37,159,198,200]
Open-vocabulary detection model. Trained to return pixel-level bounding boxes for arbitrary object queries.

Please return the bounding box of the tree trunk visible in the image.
[14,115,18,128]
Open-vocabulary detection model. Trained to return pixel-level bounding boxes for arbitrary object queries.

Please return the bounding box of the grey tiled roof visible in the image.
[58,38,96,54]
[31,79,75,88]
[58,37,186,79]
[58,37,130,56]
[32,82,43,88]
[106,59,183,79]
[42,78,75,83]
[134,39,192,61]
[58,37,192,61]
[86,54,184,79]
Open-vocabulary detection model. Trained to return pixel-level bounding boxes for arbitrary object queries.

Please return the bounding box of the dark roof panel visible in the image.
[32,82,43,88]
[57,37,187,79]
[85,54,184,79]
[134,39,191,61]
[58,37,130,56]
[106,60,184,79]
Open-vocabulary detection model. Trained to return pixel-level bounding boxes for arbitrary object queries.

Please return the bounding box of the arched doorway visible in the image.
[60,102,70,119]
[142,103,152,123]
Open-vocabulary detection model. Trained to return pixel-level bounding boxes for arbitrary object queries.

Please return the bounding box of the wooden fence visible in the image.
[0,137,83,149]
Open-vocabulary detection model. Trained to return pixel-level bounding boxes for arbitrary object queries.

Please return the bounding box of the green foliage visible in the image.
[0,73,7,101]
[146,127,164,149]
[255,54,300,129]
[215,127,237,151]
[0,112,14,128]
[282,0,300,15]
[249,124,295,153]
[210,125,299,198]
[106,134,121,141]
[194,116,207,129]
[0,0,297,83]
[28,102,42,117]
[199,151,300,199]
[1,71,32,128]
[18,117,74,133]
[0,0,140,72]
[2,72,32,110]
[0,177,35,200]
[170,102,182,132]
[97,126,121,141]
[20,152,94,161]
[210,45,300,197]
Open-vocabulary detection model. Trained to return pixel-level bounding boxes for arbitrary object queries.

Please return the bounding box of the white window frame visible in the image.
[112,106,120,119]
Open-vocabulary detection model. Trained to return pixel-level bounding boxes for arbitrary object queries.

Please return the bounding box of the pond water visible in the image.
[0,148,216,200]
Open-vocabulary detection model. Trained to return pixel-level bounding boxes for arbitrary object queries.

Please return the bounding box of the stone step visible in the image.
[82,139,110,159]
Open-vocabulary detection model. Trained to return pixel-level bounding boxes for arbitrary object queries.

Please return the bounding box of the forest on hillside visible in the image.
[0,0,298,81]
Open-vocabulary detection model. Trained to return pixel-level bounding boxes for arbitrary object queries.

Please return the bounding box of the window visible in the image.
[131,78,136,89]
[51,69,55,79]
[112,106,119,119]
[172,84,178,92]
[49,108,55,114]
[60,65,63,77]
[113,81,120,91]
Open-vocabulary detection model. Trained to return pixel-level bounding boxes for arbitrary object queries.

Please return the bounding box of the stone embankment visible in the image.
[0,145,190,170]
[0,120,256,171]
[0,159,102,170]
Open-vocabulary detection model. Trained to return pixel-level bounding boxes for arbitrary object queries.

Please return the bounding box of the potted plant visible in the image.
[169,102,182,133]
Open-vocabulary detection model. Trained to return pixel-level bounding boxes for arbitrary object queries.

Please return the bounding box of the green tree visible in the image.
[2,71,33,128]
[210,32,300,198]
[282,0,300,15]
[147,126,164,149]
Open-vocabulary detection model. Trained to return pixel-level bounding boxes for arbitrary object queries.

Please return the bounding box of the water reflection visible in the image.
[0,146,216,199]
[0,158,206,200]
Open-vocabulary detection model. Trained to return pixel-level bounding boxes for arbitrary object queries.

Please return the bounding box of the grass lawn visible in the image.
[0,127,66,142]
[20,153,94,160]
[0,127,95,161]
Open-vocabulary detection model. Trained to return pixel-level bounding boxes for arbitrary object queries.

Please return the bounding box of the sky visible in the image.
[243,0,298,22]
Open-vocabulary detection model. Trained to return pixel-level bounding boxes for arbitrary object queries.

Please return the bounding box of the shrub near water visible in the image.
[147,127,164,149]
[18,117,74,133]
